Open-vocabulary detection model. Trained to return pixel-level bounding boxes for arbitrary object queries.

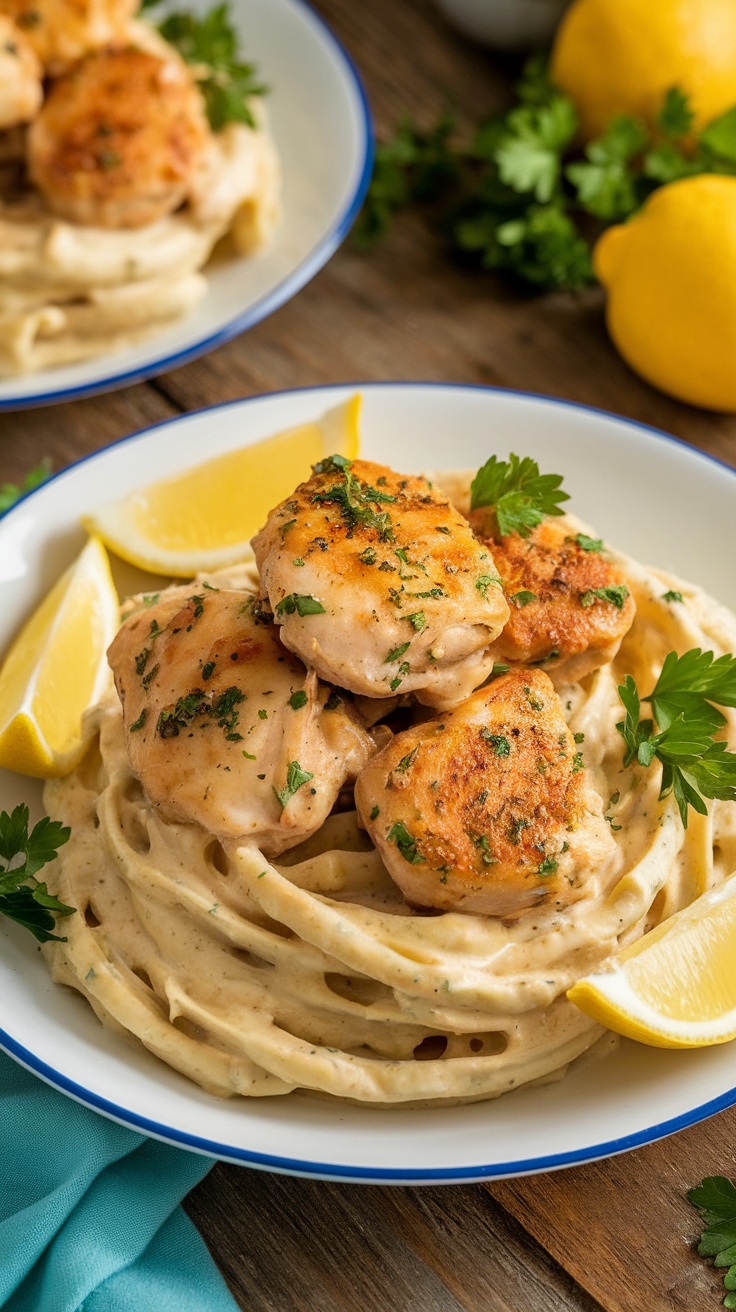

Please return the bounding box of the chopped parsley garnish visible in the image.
[202,661,216,680]
[258,708,268,720]
[508,817,529,844]
[157,686,244,740]
[0,804,73,942]
[511,590,537,607]
[470,453,569,537]
[617,649,736,826]
[580,585,629,610]
[0,457,52,515]
[575,533,603,553]
[369,805,380,821]
[141,663,159,690]
[242,750,256,760]
[537,856,558,876]
[480,729,510,756]
[435,525,451,534]
[390,661,411,691]
[573,731,585,743]
[688,1175,736,1309]
[662,590,684,604]
[280,519,296,539]
[312,453,352,475]
[324,690,342,711]
[405,611,426,632]
[475,574,499,597]
[359,546,377,565]
[141,593,160,607]
[274,760,314,809]
[155,2,266,131]
[312,465,395,540]
[385,641,411,664]
[188,594,205,619]
[471,833,496,865]
[395,748,418,773]
[130,709,147,732]
[275,593,326,618]
[572,751,584,773]
[289,690,308,710]
[135,647,151,677]
[387,821,424,864]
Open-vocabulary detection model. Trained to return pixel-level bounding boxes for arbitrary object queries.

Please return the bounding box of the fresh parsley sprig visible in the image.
[616,650,736,827]
[357,63,736,292]
[470,452,568,537]
[0,805,73,943]
[0,459,52,516]
[147,1,266,131]
[689,1176,736,1309]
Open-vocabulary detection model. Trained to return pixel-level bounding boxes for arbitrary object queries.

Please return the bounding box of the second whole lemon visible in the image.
[593,175,736,412]
[551,0,736,141]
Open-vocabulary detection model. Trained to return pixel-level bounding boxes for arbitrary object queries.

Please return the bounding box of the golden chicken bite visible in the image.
[0,15,42,129]
[355,668,614,918]
[252,457,510,711]
[28,47,210,228]
[0,0,138,70]
[468,511,636,682]
[108,586,376,855]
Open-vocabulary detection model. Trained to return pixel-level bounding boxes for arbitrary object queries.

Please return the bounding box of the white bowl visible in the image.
[435,0,571,48]
[1,382,735,1183]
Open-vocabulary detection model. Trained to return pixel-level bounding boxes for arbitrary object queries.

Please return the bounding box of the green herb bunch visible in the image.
[617,649,736,827]
[689,1176,736,1309]
[0,805,73,942]
[144,0,266,131]
[357,59,736,291]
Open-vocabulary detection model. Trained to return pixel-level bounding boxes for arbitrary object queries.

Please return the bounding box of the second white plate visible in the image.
[0,0,372,410]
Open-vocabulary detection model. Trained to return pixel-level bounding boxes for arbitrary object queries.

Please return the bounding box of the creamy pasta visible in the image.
[39,486,736,1106]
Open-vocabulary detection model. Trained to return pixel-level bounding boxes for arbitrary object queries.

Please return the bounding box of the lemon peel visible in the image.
[83,394,362,576]
[568,871,736,1048]
[594,175,736,412]
[0,536,119,778]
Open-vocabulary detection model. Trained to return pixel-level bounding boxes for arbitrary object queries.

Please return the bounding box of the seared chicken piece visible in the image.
[252,457,510,712]
[355,668,614,918]
[108,586,376,855]
[28,48,209,228]
[468,511,636,683]
[0,15,42,129]
[0,0,137,70]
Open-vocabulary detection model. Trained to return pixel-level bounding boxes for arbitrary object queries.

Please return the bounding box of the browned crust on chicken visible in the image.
[28,47,209,227]
[468,511,636,682]
[355,668,614,918]
[252,458,510,711]
[108,586,375,854]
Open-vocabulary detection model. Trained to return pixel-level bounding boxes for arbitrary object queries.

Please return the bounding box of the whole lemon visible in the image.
[594,175,736,412]
[551,0,736,140]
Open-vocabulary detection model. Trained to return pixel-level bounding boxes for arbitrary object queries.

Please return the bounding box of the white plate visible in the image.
[0,0,372,411]
[1,383,736,1183]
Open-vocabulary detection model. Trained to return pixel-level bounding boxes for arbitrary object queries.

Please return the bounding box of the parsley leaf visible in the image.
[0,805,73,942]
[155,2,266,131]
[496,96,578,203]
[353,111,459,247]
[273,760,314,809]
[566,114,648,221]
[616,652,736,826]
[470,452,569,536]
[275,594,326,618]
[580,585,629,610]
[386,821,424,864]
[689,1176,736,1309]
[0,458,52,515]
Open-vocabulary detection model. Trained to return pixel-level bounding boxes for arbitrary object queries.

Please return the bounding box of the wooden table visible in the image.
[4,2,736,1308]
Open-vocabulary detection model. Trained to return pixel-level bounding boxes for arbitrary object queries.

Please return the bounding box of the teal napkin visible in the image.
[0,1052,240,1312]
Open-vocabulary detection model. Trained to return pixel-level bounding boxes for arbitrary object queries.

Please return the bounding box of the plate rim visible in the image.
[0,0,374,413]
[2,379,735,1183]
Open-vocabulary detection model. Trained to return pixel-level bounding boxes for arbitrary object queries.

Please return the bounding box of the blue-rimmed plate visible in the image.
[0,0,372,411]
[1,382,735,1182]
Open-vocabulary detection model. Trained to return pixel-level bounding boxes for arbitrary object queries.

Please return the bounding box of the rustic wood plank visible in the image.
[185,1168,605,1312]
[490,1107,736,1312]
[0,384,177,484]
[154,0,736,470]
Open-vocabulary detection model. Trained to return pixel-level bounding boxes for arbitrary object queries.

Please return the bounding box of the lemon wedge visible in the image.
[567,872,736,1048]
[83,393,362,577]
[0,536,119,778]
